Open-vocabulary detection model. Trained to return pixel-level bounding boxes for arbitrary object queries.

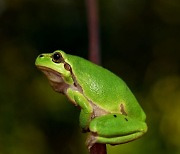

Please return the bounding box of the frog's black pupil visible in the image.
[53,53,60,60]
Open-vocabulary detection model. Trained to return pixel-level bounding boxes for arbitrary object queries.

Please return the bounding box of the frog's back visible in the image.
[65,54,146,121]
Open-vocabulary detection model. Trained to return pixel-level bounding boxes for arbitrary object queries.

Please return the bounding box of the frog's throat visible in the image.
[37,66,69,93]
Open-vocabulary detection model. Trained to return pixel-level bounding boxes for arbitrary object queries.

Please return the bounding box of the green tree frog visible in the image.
[35,50,147,149]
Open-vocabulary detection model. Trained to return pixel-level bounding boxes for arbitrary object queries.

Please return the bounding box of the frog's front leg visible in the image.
[66,88,93,131]
[86,113,147,149]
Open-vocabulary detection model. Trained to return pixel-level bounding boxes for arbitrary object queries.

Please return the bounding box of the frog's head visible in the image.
[35,50,74,92]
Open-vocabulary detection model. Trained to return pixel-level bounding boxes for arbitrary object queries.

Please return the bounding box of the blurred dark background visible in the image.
[0,0,180,154]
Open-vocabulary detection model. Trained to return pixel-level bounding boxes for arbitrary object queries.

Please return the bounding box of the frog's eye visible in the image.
[52,52,63,63]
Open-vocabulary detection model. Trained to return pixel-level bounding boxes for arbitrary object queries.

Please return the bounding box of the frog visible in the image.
[35,50,147,149]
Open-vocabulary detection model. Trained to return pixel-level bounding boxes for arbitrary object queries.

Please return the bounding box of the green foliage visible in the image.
[0,0,180,153]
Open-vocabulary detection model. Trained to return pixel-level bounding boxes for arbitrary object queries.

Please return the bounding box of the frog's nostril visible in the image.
[39,54,44,57]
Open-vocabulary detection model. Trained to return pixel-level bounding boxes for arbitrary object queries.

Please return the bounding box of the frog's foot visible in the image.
[86,132,98,150]
[86,113,147,150]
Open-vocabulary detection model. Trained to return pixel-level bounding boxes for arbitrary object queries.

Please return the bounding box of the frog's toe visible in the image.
[86,132,98,150]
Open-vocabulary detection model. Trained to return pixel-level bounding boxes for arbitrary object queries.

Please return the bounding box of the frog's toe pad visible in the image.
[86,132,98,150]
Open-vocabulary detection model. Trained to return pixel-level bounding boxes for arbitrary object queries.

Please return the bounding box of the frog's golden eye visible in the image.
[52,52,63,63]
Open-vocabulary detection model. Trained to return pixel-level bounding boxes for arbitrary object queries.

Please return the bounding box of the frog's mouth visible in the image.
[36,66,68,93]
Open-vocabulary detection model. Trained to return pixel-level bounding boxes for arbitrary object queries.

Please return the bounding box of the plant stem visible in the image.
[86,0,106,153]
[90,143,107,154]
[86,0,101,65]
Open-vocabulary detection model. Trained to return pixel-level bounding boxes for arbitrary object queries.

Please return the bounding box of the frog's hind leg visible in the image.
[86,113,147,149]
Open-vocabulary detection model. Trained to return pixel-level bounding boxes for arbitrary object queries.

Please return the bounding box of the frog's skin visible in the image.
[35,50,147,149]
